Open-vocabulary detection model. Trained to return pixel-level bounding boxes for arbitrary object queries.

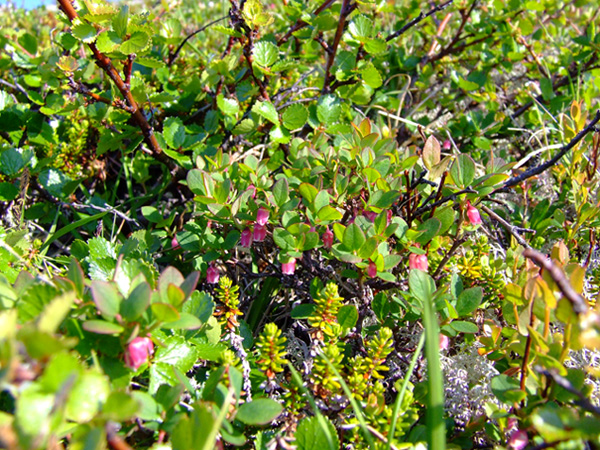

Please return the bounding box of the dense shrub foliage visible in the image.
[1,0,600,448]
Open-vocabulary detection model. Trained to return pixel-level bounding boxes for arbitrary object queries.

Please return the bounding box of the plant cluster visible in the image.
[1,0,600,448]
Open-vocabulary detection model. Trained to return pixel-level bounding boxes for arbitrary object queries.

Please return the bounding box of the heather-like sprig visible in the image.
[311,342,344,397]
[308,282,344,337]
[256,323,288,380]
[214,276,243,331]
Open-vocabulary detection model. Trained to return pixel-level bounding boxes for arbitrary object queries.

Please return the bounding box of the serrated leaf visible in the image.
[56,55,78,74]
[349,15,373,42]
[252,100,279,124]
[217,94,240,116]
[282,104,308,130]
[361,62,382,89]
[295,416,339,450]
[96,31,122,53]
[72,23,98,43]
[253,41,278,67]
[213,25,243,37]
[120,31,149,54]
[163,117,185,149]
[317,94,341,125]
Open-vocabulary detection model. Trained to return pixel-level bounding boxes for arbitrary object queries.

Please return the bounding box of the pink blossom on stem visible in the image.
[254,224,267,242]
[256,207,269,226]
[322,227,334,249]
[409,253,429,271]
[171,236,180,250]
[439,334,450,350]
[281,258,296,275]
[507,430,528,450]
[466,201,482,225]
[125,337,154,371]
[443,139,452,151]
[367,261,377,278]
[240,228,253,247]
[206,266,220,284]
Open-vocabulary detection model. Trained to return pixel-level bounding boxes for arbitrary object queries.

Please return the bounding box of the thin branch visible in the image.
[480,205,532,249]
[522,248,588,315]
[322,0,356,93]
[536,366,600,417]
[496,110,600,193]
[167,16,228,67]
[386,0,454,42]
[413,187,476,217]
[56,0,183,179]
[277,0,336,44]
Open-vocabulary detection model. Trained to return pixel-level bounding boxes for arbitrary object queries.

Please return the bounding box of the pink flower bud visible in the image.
[171,236,180,250]
[386,210,393,226]
[409,253,429,271]
[507,430,528,450]
[443,140,451,150]
[206,266,220,284]
[367,261,377,278]
[256,207,269,226]
[247,184,256,198]
[240,228,253,247]
[282,258,296,275]
[439,334,450,350]
[125,337,154,371]
[254,224,267,242]
[466,201,482,225]
[322,227,334,249]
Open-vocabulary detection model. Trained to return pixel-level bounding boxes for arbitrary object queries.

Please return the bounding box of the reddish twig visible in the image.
[167,16,228,67]
[322,0,356,93]
[56,0,183,178]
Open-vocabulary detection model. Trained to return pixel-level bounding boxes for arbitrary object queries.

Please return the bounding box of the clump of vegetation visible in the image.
[1,0,600,448]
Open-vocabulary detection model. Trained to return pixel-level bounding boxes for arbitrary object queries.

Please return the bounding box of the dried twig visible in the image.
[480,205,533,249]
[386,0,454,42]
[167,16,228,67]
[496,110,600,193]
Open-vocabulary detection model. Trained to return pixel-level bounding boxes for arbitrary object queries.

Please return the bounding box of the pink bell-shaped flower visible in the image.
[171,236,180,250]
[367,261,377,278]
[256,207,269,226]
[443,139,451,150]
[466,201,482,225]
[125,337,154,371]
[282,258,296,275]
[206,266,220,284]
[507,430,528,450]
[409,253,429,271]
[322,227,334,249]
[254,224,267,242]
[240,228,253,247]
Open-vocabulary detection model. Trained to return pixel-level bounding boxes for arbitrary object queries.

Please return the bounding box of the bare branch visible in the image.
[167,16,228,67]
[386,0,454,42]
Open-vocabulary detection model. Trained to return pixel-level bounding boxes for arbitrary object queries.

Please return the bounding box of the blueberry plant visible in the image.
[1,0,600,448]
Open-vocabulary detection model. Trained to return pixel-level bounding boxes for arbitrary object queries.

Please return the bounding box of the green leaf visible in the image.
[450,154,476,188]
[449,321,478,333]
[415,218,442,244]
[291,304,316,319]
[120,281,151,321]
[490,374,526,403]
[282,104,308,130]
[236,398,283,425]
[317,95,342,126]
[120,31,149,54]
[422,136,441,170]
[409,269,436,305]
[96,31,122,52]
[112,5,129,38]
[72,23,98,43]
[343,223,365,252]
[295,415,339,450]
[457,76,480,91]
[317,205,342,222]
[149,336,199,393]
[455,287,483,317]
[337,305,358,329]
[299,182,318,203]
[349,15,373,41]
[217,94,240,116]
[163,312,203,330]
[253,40,278,67]
[163,117,186,149]
[66,371,110,423]
[38,292,74,334]
[91,280,122,321]
[273,178,289,207]
[83,319,125,335]
[252,100,279,124]
[361,62,382,89]
[171,402,218,450]
[141,206,163,223]
[102,391,138,421]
